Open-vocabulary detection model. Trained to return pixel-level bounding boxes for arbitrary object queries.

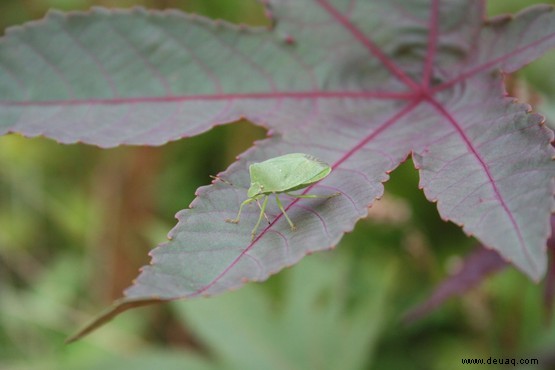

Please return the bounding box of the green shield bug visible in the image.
[223,153,340,240]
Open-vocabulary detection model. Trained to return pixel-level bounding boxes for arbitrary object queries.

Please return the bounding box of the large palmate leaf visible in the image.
[1,1,554,339]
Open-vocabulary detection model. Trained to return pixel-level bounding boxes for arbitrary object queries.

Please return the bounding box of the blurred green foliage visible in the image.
[1,1,555,369]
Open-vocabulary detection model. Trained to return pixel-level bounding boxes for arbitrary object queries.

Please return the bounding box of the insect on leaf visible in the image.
[0,0,554,340]
[226,153,339,239]
[248,153,332,194]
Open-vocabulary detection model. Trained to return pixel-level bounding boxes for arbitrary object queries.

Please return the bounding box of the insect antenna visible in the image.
[210,175,235,187]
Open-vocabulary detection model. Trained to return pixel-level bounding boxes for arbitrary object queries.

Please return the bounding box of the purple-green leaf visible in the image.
[414,74,554,277]
[1,7,346,145]
[1,0,554,339]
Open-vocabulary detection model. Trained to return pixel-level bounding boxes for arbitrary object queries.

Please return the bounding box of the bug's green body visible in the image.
[225,153,339,239]
[247,153,331,197]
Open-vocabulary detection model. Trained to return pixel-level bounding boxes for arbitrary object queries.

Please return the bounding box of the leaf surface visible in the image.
[1,7,348,146]
[414,74,555,276]
[1,1,554,338]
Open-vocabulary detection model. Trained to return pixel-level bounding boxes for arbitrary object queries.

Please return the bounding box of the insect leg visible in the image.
[251,195,269,240]
[256,198,271,224]
[275,194,296,231]
[225,197,257,224]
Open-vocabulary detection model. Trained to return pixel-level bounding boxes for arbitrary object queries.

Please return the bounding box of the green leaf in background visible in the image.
[173,251,397,370]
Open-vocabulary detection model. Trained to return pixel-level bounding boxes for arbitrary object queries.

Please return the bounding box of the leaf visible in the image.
[1,1,554,338]
[0,7,340,146]
[81,350,219,370]
[413,74,554,278]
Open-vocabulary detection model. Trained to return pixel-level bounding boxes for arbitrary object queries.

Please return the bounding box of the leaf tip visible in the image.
[65,298,165,344]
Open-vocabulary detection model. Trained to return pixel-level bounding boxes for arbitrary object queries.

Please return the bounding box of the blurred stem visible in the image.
[89,147,161,302]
